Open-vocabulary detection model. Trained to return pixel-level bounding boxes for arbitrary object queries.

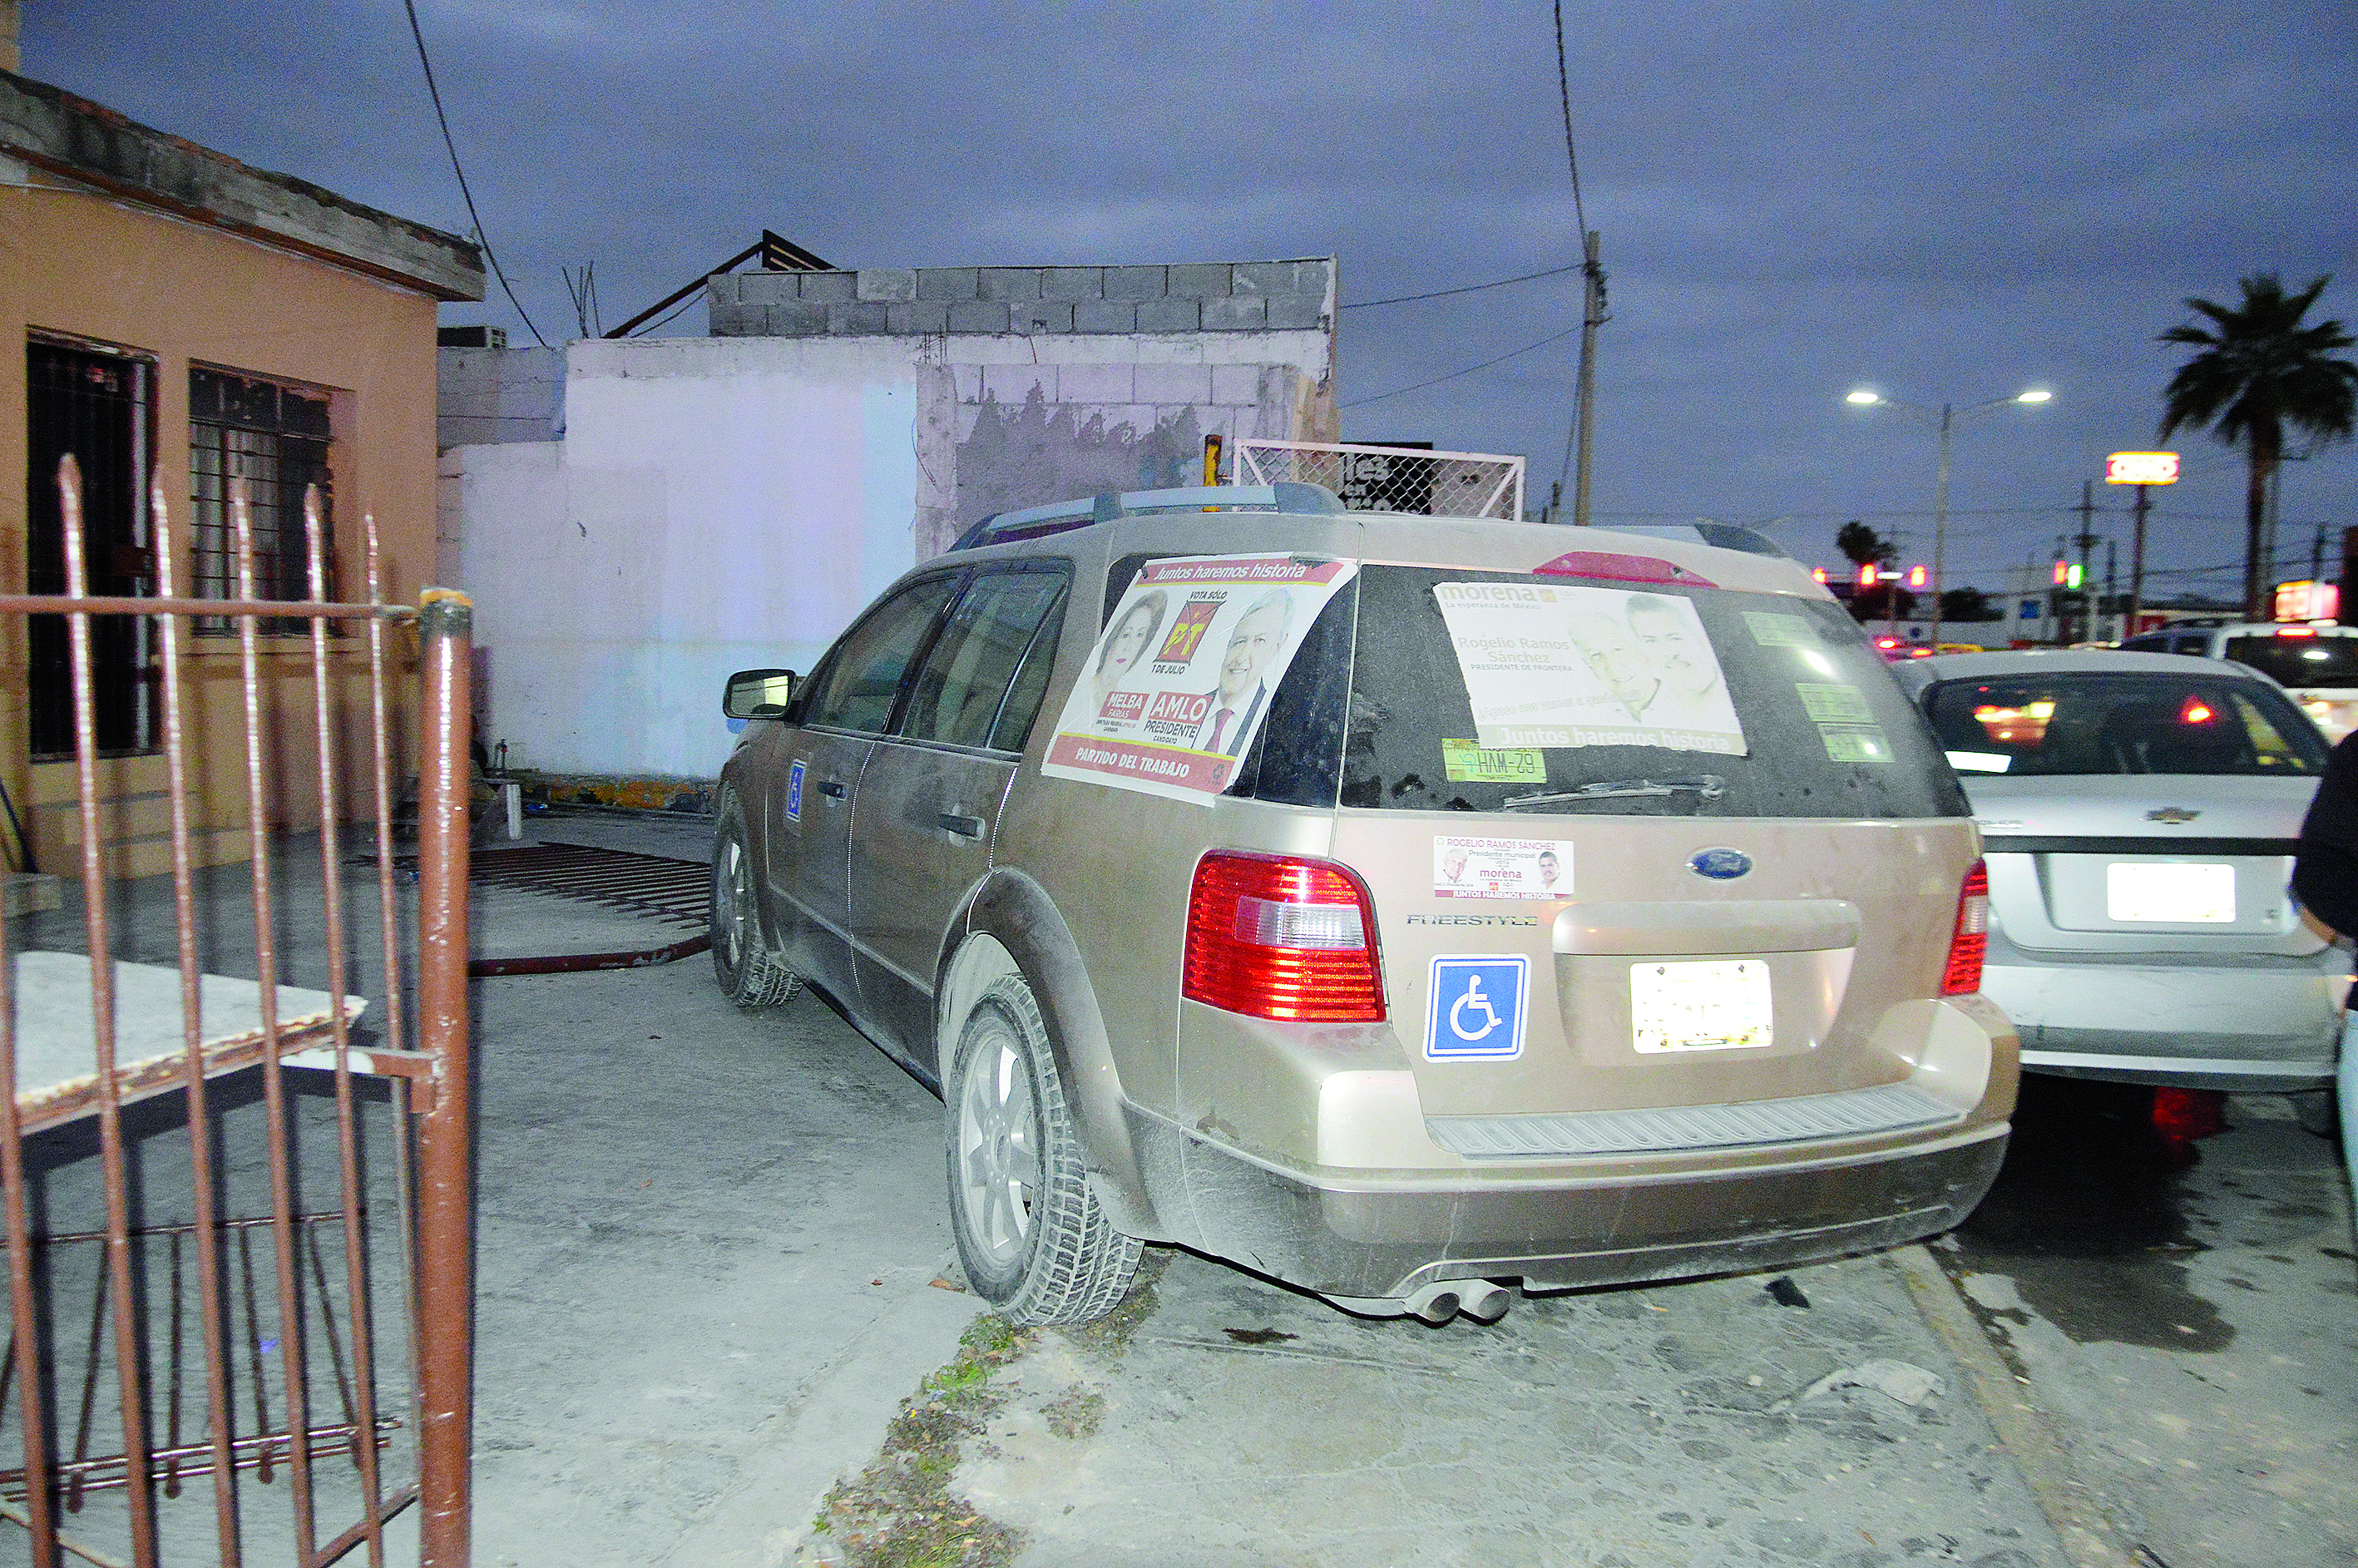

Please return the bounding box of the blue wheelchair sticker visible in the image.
[1425,955,1529,1061]
[785,759,806,823]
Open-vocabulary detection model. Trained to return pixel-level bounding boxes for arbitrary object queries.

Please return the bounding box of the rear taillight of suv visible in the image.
[1942,859,1990,996]
[1183,851,1386,1022]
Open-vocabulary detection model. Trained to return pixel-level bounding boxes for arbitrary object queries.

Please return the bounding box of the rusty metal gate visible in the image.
[0,458,474,1565]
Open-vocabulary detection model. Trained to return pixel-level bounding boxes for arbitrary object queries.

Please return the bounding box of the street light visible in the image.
[1843,387,2052,646]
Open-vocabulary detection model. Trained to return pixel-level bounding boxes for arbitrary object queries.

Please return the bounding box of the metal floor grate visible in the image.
[468,843,709,929]
[465,843,712,976]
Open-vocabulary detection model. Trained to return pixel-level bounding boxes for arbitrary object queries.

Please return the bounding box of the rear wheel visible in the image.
[2289,1088,2336,1140]
[710,794,801,1009]
[947,976,1141,1324]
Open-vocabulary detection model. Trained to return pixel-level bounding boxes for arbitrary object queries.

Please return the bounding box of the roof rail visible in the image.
[948,482,1347,552]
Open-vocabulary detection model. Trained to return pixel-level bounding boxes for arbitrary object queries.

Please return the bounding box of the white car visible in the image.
[2120,621,2358,742]
[1896,649,2349,1091]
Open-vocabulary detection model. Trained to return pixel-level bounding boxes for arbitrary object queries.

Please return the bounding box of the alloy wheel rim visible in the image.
[717,838,748,968]
[957,1023,1039,1270]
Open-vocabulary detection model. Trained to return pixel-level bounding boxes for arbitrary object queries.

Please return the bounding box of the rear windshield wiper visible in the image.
[1502,775,1727,809]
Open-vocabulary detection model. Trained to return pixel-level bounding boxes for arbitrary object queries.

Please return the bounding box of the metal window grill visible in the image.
[1231,438,1526,521]
[190,369,336,635]
[26,341,158,758]
[0,456,476,1566]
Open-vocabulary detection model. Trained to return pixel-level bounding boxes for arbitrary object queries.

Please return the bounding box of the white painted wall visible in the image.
[451,328,1335,780]
[458,337,927,777]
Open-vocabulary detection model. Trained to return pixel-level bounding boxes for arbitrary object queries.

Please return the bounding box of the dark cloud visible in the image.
[28,1,2358,594]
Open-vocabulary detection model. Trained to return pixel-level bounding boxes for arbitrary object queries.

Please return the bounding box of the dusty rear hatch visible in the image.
[1319,561,1977,1132]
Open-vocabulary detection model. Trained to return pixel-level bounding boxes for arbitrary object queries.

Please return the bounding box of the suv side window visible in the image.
[989,594,1070,753]
[807,574,964,734]
[900,566,1071,750]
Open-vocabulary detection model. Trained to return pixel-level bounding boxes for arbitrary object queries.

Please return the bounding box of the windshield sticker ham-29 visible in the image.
[1432,581,1748,755]
[1041,555,1357,804]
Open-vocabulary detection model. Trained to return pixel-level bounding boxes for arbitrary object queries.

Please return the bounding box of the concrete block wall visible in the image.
[437,345,565,448]
[707,258,1334,339]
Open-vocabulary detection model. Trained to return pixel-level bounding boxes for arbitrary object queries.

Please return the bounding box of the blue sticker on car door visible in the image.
[785,759,805,823]
[1426,955,1529,1060]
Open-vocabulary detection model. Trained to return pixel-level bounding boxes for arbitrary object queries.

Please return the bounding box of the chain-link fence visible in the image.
[1233,440,1525,521]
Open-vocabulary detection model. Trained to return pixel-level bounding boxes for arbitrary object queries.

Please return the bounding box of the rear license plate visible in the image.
[1631,960,1772,1053]
[2106,862,2234,922]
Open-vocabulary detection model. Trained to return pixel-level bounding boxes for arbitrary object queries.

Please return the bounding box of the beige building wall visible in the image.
[2,160,451,874]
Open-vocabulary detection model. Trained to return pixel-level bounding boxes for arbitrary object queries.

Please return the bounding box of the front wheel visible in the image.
[946,976,1141,1324]
[710,795,801,1009]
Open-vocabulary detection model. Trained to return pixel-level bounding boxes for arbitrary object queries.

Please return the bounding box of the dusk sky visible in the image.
[31,2,2358,602]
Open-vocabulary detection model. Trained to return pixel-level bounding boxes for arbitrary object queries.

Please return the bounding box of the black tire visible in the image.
[946,975,1142,1325]
[710,794,801,1009]
[2289,1088,2336,1140]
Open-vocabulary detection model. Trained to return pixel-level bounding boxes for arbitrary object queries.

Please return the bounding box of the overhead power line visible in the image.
[404,0,548,347]
[1553,0,1589,235]
[1343,260,1588,310]
[1340,323,1584,409]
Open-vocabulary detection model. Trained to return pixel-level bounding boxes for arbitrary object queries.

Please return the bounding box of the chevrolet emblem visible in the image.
[2146,806,2202,824]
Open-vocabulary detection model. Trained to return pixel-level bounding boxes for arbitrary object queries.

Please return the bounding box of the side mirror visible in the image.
[723,668,795,720]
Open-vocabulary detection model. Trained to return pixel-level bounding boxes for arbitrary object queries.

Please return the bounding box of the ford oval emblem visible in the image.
[1688,847,1752,881]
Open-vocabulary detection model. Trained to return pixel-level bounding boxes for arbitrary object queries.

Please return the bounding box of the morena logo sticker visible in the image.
[1687,847,1752,880]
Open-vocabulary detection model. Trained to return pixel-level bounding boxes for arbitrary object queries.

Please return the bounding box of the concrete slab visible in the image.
[1944,1083,2358,1568]
[797,1247,2069,1567]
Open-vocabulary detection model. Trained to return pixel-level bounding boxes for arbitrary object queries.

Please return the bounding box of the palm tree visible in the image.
[2158,274,2358,619]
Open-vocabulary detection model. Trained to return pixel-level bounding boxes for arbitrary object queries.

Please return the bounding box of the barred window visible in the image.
[190,366,334,631]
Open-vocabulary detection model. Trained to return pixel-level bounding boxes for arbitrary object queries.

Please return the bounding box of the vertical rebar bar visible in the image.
[230,480,318,1557]
[60,454,161,1564]
[0,699,59,1566]
[363,519,430,1524]
[151,482,245,1562]
[300,487,390,1566]
[413,589,474,1568]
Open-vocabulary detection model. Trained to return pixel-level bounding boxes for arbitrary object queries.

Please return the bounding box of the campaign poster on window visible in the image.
[1041,554,1357,804]
[1433,581,1748,755]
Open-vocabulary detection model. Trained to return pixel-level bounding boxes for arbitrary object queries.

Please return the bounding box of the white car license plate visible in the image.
[2106,862,2235,923]
[1630,960,1773,1053]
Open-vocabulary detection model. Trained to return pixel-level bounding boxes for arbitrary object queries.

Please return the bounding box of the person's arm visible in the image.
[2293,732,2358,941]
[2294,846,2356,942]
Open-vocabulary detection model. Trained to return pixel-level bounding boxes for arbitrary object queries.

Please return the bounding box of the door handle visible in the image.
[816,779,848,799]
[937,813,986,839]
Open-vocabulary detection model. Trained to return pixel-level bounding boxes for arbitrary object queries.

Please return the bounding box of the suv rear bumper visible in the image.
[1125,1107,2008,1301]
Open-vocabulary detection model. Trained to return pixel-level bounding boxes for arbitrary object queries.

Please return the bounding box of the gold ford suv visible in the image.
[711,482,2017,1325]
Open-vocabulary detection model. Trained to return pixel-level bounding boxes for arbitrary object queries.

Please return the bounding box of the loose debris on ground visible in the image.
[802,1314,1035,1568]
[801,1251,1171,1567]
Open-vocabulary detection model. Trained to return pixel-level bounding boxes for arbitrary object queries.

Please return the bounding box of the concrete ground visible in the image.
[8,806,2355,1566]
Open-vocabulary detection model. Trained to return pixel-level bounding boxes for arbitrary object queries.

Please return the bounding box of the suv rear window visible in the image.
[2222,632,2358,690]
[1229,566,1962,819]
[1921,671,2329,777]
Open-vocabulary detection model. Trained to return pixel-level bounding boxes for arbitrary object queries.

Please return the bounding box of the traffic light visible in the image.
[1906,565,1927,589]
[1811,566,1828,584]
[2052,559,2069,586]
[2065,562,2084,590]
[1859,564,1879,588]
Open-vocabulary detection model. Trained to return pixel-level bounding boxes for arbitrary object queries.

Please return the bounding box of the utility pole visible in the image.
[1570,230,1606,527]
[1928,403,1954,647]
[2128,482,2151,636]
[2069,481,2100,647]
[2103,538,2118,643]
